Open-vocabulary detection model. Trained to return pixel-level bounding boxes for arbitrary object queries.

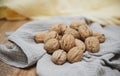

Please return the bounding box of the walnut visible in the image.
[67,47,83,63]
[70,19,86,30]
[85,37,100,53]
[64,27,80,38]
[78,22,93,40]
[93,32,105,43]
[75,39,85,52]
[49,23,67,35]
[44,31,59,43]
[60,34,75,52]
[44,39,60,54]
[34,32,47,43]
[51,49,67,65]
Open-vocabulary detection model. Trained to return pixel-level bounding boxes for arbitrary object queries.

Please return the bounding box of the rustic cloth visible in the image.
[0,17,120,76]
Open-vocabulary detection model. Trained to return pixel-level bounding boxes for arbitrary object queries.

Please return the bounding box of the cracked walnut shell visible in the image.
[64,27,80,38]
[44,39,60,54]
[85,37,100,53]
[75,39,85,52]
[44,31,59,43]
[78,22,93,40]
[49,23,67,35]
[93,32,105,43]
[67,47,83,63]
[51,49,67,65]
[34,32,47,43]
[60,34,75,52]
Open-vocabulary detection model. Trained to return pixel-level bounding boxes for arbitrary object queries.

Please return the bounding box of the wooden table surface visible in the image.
[0,20,37,76]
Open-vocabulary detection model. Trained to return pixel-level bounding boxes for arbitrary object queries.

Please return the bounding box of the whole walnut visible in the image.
[60,34,75,52]
[70,19,86,30]
[85,37,100,53]
[44,39,60,54]
[64,27,80,38]
[44,31,59,43]
[75,39,85,52]
[67,47,83,63]
[93,32,105,43]
[34,32,47,43]
[78,22,93,40]
[49,23,67,35]
[51,49,67,65]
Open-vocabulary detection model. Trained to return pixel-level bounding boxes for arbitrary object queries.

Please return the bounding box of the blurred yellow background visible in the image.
[0,0,120,25]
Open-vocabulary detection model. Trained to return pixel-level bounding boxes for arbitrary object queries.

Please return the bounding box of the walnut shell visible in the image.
[44,39,60,54]
[67,47,83,63]
[85,37,100,53]
[34,32,47,43]
[78,22,92,40]
[51,49,67,65]
[44,31,59,43]
[60,34,75,52]
[75,39,85,52]
[64,27,80,38]
[70,19,86,30]
[58,35,62,40]
[93,32,105,43]
[49,23,67,35]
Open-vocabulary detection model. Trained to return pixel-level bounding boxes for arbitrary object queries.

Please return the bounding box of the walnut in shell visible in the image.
[78,23,93,40]
[85,37,100,53]
[44,39,60,53]
[60,34,75,52]
[44,31,59,43]
[64,27,80,38]
[51,49,67,65]
[70,19,86,30]
[93,32,105,43]
[49,23,67,35]
[67,47,83,63]
[34,32,47,43]
[75,39,85,52]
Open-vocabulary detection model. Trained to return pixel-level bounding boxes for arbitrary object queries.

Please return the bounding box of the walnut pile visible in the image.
[34,19,106,65]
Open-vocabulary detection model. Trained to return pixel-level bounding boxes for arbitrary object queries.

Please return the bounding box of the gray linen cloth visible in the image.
[0,17,120,76]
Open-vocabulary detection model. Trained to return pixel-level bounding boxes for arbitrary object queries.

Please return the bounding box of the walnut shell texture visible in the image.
[67,47,83,63]
[49,23,67,35]
[44,31,59,43]
[78,22,93,40]
[65,27,80,38]
[51,49,67,65]
[70,19,86,30]
[44,39,60,53]
[75,39,85,52]
[34,32,47,43]
[85,37,100,53]
[93,32,105,43]
[60,34,75,52]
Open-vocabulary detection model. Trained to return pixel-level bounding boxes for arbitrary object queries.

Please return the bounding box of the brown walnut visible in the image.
[78,22,93,40]
[75,39,85,52]
[60,34,75,52]
[93,32,105,43]
[64,27,80,38]
[34,32,47,43]
[67,47,83,63]
[49,23,67,35]
[44,39,60,54]
[85,37,100,53]
[51,49,67,65]
[44,31,59,43]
